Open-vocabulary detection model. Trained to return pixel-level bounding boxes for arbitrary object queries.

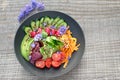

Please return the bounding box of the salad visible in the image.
[21,16,80,69]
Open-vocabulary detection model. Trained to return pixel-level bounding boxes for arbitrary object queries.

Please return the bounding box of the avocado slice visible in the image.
[31,21,38,31]
[24,27,32,34]
[52,17,60,25]
[21,35,34,61]
[36,20,40,28]
[57,22,67,28]
[41,30,48,38]
[43,16,50,25]
[40,47,48,59]
[48,18,54,25]
[54,19,64,28]
[39,17,44,28]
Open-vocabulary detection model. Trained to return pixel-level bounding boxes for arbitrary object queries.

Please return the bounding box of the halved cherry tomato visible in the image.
[60,52,66,61]
[45,27,51,35]
[35,60,45,69]
[45,58,52,68]
[52,53,61,61]
[55,30,60,36]
[30,31,36,38]
[37,28,42,33]
[51,29,56,35]
[52,61,61,68]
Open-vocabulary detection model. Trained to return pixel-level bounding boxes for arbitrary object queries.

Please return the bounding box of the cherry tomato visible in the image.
[60,52,66,61]
[37,28,42,33]
[52,61,61,68]
[35,60,45,69]
[30,31,36,38]
[52,53,61,61]
[45,58,52,68]
[55,30,60,36]
[45,27,51,35]
[51,29,56,35]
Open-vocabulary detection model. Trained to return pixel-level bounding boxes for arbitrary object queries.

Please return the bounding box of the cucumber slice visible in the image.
[57,22,67,28]
[52,17,60,25]
[54,19,64,28]
[24,27,32,34]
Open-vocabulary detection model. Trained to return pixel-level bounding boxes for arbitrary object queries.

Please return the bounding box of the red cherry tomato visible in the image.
[45,27,51,35]
[52,61,61,68]
[52,53,61,61]
[45,58,52,68]
[55,30,60,36]
[37,28,42,33]
[30,31,36,38]
[60,52,66,61]
[51,29,56,35]
[35,60,45,69]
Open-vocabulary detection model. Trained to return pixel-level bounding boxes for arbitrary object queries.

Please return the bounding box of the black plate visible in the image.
[14,11,85,79]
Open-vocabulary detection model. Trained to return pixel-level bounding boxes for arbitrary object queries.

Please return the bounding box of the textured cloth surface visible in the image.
[0,0,120,80]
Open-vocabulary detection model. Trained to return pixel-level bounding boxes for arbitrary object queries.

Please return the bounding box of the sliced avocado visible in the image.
[41,30,48,38]
[43,16,50,25]
[40,47,48,59]
[36,20,40,28]
[39,17,44,28]
[31,21,38,30]
[57,22,67,28]
[48,18,54,25]
[50,36,57,40]
[21,35,34,61]
[52,17,60,25]
[24,27,32,34]
[55,19,64,28]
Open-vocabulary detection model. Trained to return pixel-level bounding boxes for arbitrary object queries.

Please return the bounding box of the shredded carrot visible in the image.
[59,30,80,68]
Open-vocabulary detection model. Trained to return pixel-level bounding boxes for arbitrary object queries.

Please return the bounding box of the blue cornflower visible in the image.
[34,34,42,41]
[31,0,38,9]
[37,2,45,11]
[58,26,67,35]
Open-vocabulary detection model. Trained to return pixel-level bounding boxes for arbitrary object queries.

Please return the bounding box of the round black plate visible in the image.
[14,11,85,79]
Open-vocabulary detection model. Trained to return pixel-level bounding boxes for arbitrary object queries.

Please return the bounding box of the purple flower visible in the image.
[25,4,34,13]
[18,12,25,22]
[50,25,55,29]
[34,34,42,41]
[18,4,33,22]
[29,55,32,60]
[37,2,45,11]
[58,26,67,35]
[68,56,71,60]
[43,22,47,26]
[31,0,38,9]
[31,42,35,48]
